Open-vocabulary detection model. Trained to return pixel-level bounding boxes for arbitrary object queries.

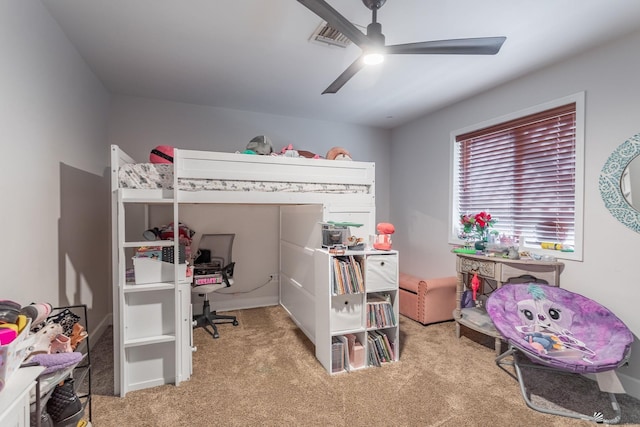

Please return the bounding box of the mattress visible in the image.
[118,163,370,194]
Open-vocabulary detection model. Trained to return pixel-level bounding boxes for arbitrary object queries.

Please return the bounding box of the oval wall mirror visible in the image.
[599,132,640,233]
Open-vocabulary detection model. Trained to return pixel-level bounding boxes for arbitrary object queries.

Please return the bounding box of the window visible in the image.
[450,93,584,261]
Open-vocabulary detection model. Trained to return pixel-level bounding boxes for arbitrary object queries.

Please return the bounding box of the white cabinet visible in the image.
[111,199,192,396]
[0,367,44,427]
[314,249,399,374]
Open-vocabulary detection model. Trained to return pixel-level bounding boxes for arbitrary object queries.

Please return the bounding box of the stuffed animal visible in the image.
[280,144,321,159]
[326,147,352,161]
[373,222,395,250]
[150,145,175,164]
[245,135,274,155]
[280,144,300,157]
[298,150,321,159]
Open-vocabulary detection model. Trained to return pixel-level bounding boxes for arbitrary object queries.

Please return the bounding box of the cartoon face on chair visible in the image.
[513,285,595,361]
[515,298,575,334]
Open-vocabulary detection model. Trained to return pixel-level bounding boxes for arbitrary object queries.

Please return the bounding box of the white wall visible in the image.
[107,96,391,310]
[0,1,111,331]
[390,29,640,398]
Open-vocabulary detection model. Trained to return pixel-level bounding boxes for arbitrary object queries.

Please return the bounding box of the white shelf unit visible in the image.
[314,249,399,374]
[111,195,193,397]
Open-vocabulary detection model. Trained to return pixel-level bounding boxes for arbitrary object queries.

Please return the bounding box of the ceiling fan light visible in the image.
[363,52,384,65]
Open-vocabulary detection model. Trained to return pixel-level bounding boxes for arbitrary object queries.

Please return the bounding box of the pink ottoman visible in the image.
[399,273,457,325]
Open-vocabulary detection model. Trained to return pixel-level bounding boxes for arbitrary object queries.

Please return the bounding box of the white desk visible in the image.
[454,253,564,354]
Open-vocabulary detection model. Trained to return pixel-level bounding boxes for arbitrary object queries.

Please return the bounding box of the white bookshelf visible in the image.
[314,249,399,374]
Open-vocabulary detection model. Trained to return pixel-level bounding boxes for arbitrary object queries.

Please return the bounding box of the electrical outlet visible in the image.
[269,273,279,281]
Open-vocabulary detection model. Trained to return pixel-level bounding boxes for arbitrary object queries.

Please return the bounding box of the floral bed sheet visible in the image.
[118,163,370,194]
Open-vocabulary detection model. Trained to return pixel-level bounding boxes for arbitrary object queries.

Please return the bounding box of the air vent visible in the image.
[309,21,352,48]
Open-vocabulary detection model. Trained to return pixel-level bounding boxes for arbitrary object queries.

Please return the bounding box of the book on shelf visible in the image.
[366,334,381,367]
[332,256,364,295]
[331,338,344,373]
[339,335,350,372]
[349,256,365,293]
[344,333,356,363]
[366,293,396,329]
[367,330,394,364]
[332,336,350,372]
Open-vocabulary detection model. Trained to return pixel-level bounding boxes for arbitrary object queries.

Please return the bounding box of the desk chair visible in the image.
[192,233,239,339]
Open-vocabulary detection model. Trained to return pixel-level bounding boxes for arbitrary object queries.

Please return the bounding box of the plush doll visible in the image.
[298,150,321,159]
[150,145,175,164]
[279,144,321,159]
[245,135,273,155]
[373,222,395,250]
[280,144,300,157]
[326,147,352,161]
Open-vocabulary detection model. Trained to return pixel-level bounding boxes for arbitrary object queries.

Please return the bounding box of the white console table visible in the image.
[454,253,564,354]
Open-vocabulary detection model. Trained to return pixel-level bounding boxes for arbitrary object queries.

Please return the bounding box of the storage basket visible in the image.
[0,318,34,392]
[133,257,187,284]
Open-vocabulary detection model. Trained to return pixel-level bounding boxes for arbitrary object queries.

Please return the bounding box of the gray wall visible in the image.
[390,29,640,398]
[0,1,111,334]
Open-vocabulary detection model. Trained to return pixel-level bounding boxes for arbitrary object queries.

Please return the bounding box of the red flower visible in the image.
[474,211,492,228]
[459,211,496,239]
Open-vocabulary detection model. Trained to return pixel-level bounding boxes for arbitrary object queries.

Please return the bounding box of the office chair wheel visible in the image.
[233,320,239,326]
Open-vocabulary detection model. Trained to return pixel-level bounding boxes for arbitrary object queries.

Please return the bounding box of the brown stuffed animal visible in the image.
[326,147,352,161]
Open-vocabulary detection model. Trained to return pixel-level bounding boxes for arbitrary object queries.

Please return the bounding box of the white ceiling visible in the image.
[42,0,640,129]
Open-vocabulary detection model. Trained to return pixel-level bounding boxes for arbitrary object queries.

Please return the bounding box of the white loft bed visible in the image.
[110,144,376,395]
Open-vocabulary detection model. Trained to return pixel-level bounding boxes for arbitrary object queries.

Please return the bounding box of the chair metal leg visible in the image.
[495,345,622,424]
[210,313,239,326]
[204,317,220,339]
[192,299,238,339]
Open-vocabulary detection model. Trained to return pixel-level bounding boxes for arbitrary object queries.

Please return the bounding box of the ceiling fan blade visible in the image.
[322,56,366,94]
[297,0,370,48]
[386,36,506,55]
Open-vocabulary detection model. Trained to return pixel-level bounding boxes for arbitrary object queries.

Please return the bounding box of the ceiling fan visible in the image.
[298,0,506,94]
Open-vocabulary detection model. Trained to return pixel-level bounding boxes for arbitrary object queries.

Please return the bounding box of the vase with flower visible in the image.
[459,211,496,251]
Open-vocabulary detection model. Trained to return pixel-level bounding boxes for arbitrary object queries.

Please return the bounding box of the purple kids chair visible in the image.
[486,283,633,424]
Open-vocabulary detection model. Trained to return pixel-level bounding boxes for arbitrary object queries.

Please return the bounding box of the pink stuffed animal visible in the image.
[373,222,395,250]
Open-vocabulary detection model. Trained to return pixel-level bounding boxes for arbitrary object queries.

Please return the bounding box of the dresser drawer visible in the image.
[365,254,398,291]
[457,257,498,279]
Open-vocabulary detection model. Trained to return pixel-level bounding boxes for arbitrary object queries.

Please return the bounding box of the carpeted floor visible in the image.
[87,306,640,426]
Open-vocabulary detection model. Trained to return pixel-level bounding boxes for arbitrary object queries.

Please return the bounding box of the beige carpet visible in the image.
[87,306,640,426]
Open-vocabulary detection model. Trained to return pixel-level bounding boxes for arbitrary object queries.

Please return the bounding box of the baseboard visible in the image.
[199,296,279,314]
[619,370,640,400]
[88,312,113,346]
[584,369,640,400]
